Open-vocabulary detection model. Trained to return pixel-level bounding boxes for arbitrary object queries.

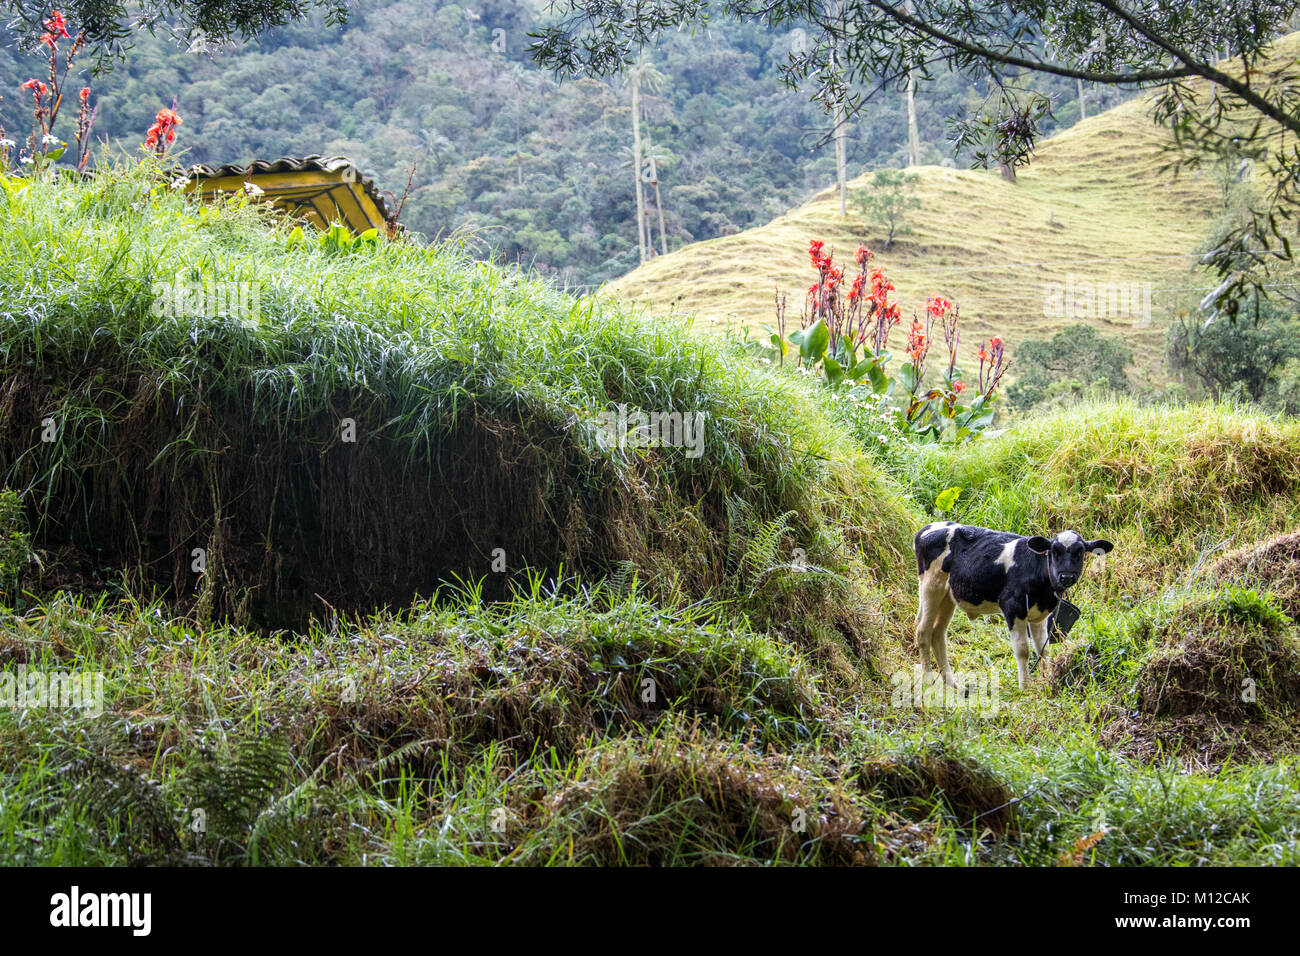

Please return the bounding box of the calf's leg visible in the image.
[1030,617,1050,658]
[1007,616,1032,690]
[915,580,954,679]
[923,595,959,690]
[914,586,935,676]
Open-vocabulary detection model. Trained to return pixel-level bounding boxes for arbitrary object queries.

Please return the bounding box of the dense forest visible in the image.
[0,0,1126,286]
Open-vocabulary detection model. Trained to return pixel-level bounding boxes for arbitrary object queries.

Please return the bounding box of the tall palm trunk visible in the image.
[631,73,647,263]
[829,3,848,216]
[905,0,920,166]
[652,164,668,255]
[1077,77,1087,120]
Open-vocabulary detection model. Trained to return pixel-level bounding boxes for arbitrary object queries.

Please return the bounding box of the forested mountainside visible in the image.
[0,0,1122,286]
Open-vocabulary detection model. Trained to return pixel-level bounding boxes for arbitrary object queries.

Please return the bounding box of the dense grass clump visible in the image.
[1043,586,1300,763]
[1210,529,1300,621]
[0,586,836,865]
[0,165,916,640]
[1134,588,1300,722]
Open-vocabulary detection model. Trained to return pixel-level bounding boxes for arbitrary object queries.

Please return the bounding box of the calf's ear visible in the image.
[1086,538,1114,555]
[1025,535,1052,554]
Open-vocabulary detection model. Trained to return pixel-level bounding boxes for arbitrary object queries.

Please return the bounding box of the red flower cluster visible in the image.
[15,10,95,172]
[21,78,49,103]
[40,10,70,49]
[848,273,865,302]
[925,295,953,318]
[809,239,828,270]
[145,107,182,151]
[976,336,1009,393]
[906,318,928,362]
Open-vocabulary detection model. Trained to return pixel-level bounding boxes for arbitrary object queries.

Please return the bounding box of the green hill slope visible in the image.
[604,48,1268,378]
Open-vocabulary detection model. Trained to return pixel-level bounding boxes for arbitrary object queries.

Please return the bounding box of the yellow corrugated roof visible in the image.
[187,155,393,235]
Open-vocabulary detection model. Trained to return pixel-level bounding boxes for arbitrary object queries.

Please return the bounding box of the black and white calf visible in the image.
[913,523,1114,689]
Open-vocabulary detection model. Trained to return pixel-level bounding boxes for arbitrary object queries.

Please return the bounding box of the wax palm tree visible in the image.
[624,56,668,262]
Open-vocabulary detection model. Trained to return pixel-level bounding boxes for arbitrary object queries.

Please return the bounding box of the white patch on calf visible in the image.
[1057,530,1080,546]
[995,539,1017,572]
[923,521,958,540]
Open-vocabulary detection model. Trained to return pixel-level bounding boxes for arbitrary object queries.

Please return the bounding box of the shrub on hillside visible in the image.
[1166,310,1300,404]
[1005,323,1132,411]
[852,168,920,249]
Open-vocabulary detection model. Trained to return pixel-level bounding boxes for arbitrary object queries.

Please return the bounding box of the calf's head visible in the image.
[1024,530,1113,592]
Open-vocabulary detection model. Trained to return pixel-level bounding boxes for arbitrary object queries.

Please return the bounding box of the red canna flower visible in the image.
[79,87,90,102]
[43,11,70,37]
[906,319,929,362]
[848,273,865,301]
[925,295,953,318]
[854,244,873,266]
[952,381,966,394]
[808,239,826,269]
[145,106,182,151]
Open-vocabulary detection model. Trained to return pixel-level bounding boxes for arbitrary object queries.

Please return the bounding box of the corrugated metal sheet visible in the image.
[187,155,395,232]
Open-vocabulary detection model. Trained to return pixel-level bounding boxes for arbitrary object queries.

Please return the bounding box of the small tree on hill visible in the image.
[853,169,920,249]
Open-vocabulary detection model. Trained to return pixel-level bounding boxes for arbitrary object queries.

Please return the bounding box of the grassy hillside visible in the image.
[602,39,1285,380]
[0,163,914,649]
[3,164,1300,866]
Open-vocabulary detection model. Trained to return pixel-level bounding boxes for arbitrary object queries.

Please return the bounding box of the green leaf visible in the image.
[801,318,829,363]
[935,486,962,511]
[867,362,889,393]
[823,355,845,386]
[900,361,919,393]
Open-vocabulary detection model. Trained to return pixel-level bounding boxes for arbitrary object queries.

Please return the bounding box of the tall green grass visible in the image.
[0,162,917,635]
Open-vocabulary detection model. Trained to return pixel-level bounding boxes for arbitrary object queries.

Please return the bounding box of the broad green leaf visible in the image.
[900,361,919,393]
[935,486,962,511]
[823,355,845,386]
[801,318,829,362]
